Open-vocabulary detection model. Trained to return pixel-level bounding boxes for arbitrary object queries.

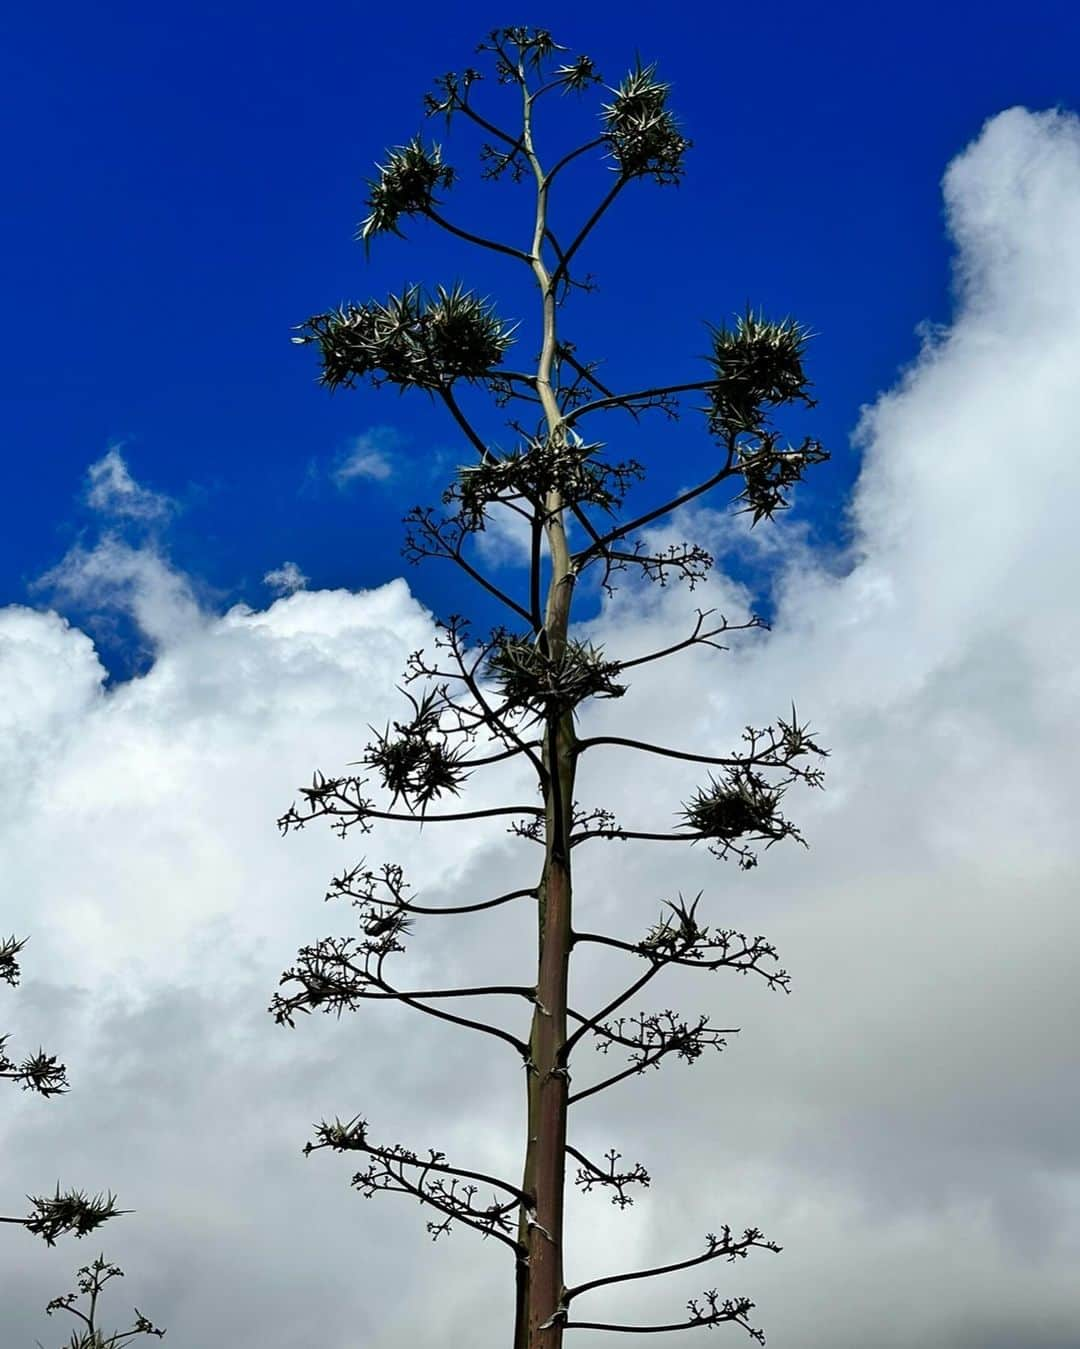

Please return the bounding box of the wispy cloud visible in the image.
[262,561,309,596]
[332,428,398,487]
[86,447,174,522]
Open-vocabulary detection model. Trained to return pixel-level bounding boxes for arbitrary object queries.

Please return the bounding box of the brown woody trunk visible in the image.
[516,486,577,1348]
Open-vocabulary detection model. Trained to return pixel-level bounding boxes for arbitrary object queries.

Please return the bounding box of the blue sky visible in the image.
[5,0,1078,675]
[5,7,1080,1349]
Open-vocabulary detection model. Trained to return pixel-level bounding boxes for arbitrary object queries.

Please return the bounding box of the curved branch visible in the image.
[572,930,787,986]
[572,455,739,570]
[439,385,493,460]
[571,828,700,848]
[309,1127,528,1204]
[424,207,532,263]
[456,97,526,154]
[494,370,541,389]
[276,954,530,1057]
[543,136,607,189]
[339,983,535,1003]
[562,379,717,429]
[365,804,544,826]
[565,1226,781,1302]
[376,886,537,918]
[358,985,529,1057]
[574,736,794,769]
[461,742,544,769]
[563,1308,760,1337]
[429,543,535,626]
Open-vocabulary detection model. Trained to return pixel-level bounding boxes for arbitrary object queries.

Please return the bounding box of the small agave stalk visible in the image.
[34,1253,165,1349]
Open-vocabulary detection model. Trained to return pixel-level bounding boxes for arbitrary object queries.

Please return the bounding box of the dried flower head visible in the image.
[487,632,627,723]
[357,135,455,254]
[678,771,792,863]
[601,58,691,183]
[22,1185,129,1247]
[361,686,470,814]
[294,283,517,392]
[705,309,815,435]
[448,430,633,530]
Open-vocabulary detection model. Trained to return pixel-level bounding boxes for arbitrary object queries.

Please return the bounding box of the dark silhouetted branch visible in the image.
[566,1224,782,1302]
[564,1287,767,1341]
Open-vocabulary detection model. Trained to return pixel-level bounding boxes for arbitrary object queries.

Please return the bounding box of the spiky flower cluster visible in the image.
[477,26,571,82]
[486,632,626,723]
[293,283,516,392]
[22,1185,127,1247]
[678,769,796,868]
[705,309,815,434]
[1,935,70,1097]
[361,686,469,816]
[733,433,830,525]
[0,1040,68,1096]
[601,59,691,183]
[357,135,455,253]
[702,309,828,524]
[639,891,704,956]
[0,932,25,986]
[448,431,633,530]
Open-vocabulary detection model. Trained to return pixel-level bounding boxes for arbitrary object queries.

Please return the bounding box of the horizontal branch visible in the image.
[363,885,538,918]
[565,1225,782,1303]
[371,804,544,825]
[573,930,789,988]
[331,984,535,1003]
[563,1306,761,1338]
[562,378,716,428]
[575,735,797,769]
[493,369,540,389]
[287,780,545,835]
[571,828,700,848]
[460,742,544,769]
[561,959,663,1060]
